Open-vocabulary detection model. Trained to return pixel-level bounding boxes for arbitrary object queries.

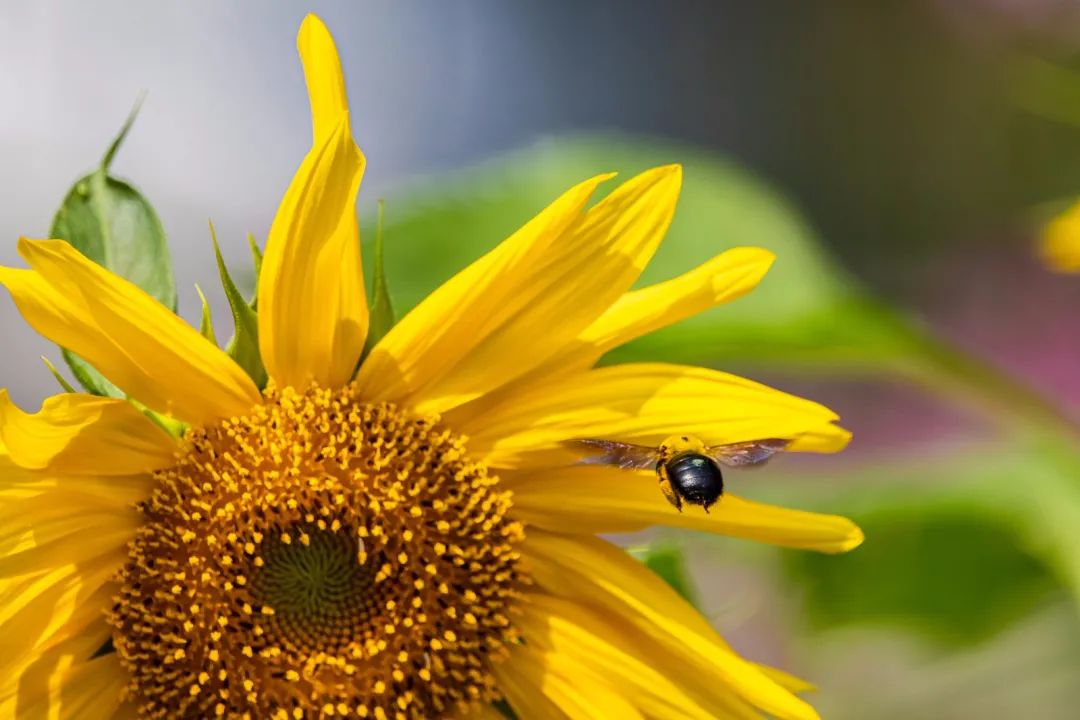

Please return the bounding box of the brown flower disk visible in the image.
[109,384,526,719]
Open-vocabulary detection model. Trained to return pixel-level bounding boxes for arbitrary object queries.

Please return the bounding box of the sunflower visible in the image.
[1042,198,1080,272]
[0,14,861,720]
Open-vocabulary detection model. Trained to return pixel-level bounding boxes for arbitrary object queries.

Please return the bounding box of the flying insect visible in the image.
[568,435,789,513]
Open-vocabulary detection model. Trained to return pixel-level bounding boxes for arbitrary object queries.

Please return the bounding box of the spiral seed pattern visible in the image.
[109,383,525,719]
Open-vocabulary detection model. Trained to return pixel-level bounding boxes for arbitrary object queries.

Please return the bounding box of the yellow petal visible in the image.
[0,476,135,699]
[491,648,572,720]
[494,641,645,720]
[519,594,752,720]
[298,15,350,145]
[0,390,175,475]
[356,166,682,415]
[0,485,142,554]
[1041,198,1080,273]
[355,172,606,407]
[509,465,862,553]
[0,437,34,498]
[0,468,153,507]
[1,634,126,720]
[523,531,821,720]
[258,17,367,389]
[111,702,139,719]
[552,246,775,374]
[0,564,118,682]
[756,664,816,695]
[0,239,260,424]
[0,502,138,578]
[454,703,510,720]
[454,362,849,468]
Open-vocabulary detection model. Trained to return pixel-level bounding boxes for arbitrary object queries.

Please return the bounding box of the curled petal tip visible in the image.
[842,522,865,552]
[300,13,330,33]
[652,163,683,186]
[748,246,777,265]
[832,426,853,450]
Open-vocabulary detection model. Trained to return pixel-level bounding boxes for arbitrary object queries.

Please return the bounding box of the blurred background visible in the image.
[4,1,1080,717]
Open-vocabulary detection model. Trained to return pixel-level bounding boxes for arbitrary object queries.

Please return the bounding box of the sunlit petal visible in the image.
[258,15,367,389]
[510,464,862,553]
[357,166,682,415]
[0,390,174,475]
[0,239,260,424]
[454,362,849,468]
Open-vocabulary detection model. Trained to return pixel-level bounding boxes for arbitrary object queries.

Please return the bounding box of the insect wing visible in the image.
[568,439,659,470]
[709,438,789,468]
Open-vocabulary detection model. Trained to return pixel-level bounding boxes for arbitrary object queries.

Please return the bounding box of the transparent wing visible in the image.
[708,438,789,468]
[565,439,660,471]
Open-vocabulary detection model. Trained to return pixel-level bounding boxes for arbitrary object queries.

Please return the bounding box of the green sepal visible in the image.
[247,232,263,309]
[49,96,177,397]
[41,357,77,394]
[492,699,518,719]
[362,199,396,359]
[62,351,123,399]
[210,224,268,390]
[91,638,116,659]
[195,283,218,345]
[128,397,187,439]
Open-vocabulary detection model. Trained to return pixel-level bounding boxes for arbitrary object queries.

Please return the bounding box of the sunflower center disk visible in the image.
[109,384,526,719]
[252,527,380,655]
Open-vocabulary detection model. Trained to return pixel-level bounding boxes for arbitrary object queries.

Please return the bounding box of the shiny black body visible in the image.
[665,453,724,510]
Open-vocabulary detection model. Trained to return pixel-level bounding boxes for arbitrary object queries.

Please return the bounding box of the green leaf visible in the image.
[210,225,267,390]
[363,199,396,358]
[49,97,176,397]
[195,284,217,345]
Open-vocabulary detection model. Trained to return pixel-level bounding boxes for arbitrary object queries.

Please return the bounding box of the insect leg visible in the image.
[658,472,682,512]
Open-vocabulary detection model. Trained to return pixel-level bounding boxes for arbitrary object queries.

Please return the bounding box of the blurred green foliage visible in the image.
[788,511,1054,645]
[364,135,919,371]
[636,543,701,608]
[772,432,1080,630]
[365,135,1064,430]
[40,119,1078,716]
[1011,57,1080,133]
[368,135,1080,661]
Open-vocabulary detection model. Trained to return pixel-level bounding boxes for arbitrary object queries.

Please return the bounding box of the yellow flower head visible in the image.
[1041,198,1080,272]
[0,15,861,720]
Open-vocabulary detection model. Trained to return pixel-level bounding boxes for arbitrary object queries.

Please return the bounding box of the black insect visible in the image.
[568,434,789,512]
